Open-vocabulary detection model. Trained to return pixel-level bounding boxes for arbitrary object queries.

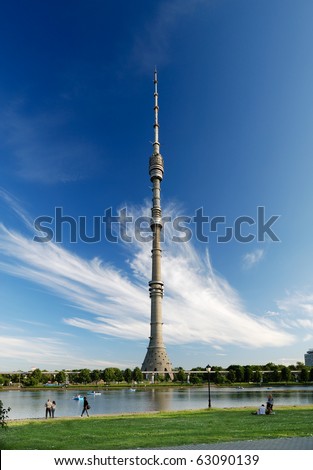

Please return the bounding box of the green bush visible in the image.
[0,400,11,429]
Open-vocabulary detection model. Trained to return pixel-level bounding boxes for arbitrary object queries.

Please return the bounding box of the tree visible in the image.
[123,368,133,383]
[29,368,43,386]
[3,377,11,386]
[227,369,236,383]
[11,374,21,385]
[90,370,101,384]
[227,365,244,383]
[214,369,226,384]
[175,368,187,383]
[244,366,253,383]
[281,366,292,382]
[55,371,66,384]
[114,368,124,382]
[43,372,54,383]
[71,372,81,384]
[269,367,280,383]
[132,367,143,383]
[253,368,262,384]
[189,375,202,384]
[0,400,11,429]
[299,367,309,383]
[103,368,116,384]
[78,369,91,384]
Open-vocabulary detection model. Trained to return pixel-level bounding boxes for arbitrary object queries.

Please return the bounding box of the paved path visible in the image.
[153,437,313,450]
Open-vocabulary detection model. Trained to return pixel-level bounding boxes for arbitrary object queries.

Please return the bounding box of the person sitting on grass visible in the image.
[251,404,266,415]
[257,404,266,415]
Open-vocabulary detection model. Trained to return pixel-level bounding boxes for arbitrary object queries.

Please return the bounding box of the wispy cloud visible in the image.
[0,192,295,353]
[0,335,123,371]
[265,310,280,318]
[277,290,313,315]
[0,188,34,230]
[276,290,313,334]
[0,102,102,183]
[242,248,264,269]
[131,0,210,72]
[0,336,71,367]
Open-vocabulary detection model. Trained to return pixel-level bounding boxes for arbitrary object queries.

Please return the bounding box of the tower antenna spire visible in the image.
[141,71,173,380]
[153,68,160,156]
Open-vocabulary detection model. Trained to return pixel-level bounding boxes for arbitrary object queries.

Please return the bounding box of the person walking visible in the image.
[51,400,56,418]
[81,397,90,417]
[45,399,52,418]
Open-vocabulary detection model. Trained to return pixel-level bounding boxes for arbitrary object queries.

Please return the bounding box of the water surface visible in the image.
[1,386,312,420]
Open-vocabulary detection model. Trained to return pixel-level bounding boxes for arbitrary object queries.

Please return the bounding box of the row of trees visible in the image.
[0,367,145,387]
[1,362,312,387]
[204,363,313,385]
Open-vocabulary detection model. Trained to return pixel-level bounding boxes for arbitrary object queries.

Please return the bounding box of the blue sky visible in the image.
[1,0,313,372]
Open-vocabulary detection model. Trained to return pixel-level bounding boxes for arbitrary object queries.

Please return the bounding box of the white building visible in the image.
[304,349,313,366]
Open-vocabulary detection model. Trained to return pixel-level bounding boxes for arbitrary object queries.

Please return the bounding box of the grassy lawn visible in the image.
[1,406,312,450]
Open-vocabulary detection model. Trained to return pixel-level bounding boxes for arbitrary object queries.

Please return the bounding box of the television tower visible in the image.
[141,70,173,378]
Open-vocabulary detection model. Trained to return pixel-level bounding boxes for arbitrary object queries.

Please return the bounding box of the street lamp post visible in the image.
[206,364,212,409]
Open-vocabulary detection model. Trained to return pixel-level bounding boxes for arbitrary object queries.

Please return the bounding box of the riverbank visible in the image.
[0,383,255,390]
[1,405,312,450]
[2,384,313,420]
[2,382,312,393]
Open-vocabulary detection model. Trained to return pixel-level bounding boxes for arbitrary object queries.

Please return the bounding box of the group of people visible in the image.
[44,396,90,418]
[44,399,56,418]
[254,394,274,415]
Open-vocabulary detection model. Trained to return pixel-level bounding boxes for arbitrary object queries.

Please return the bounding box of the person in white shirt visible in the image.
[257,404,266,415]
[45,399,52,418]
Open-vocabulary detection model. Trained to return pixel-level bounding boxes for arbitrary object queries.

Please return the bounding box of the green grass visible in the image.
[1,406,312,450]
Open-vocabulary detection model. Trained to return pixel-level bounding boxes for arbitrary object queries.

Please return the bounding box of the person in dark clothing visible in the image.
[81,397,90,417]
[51,400,56,418]
[266,394,274,414]
[45,399,52,418]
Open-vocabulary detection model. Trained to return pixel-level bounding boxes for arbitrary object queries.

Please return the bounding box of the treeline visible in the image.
[1,362,312,387]
[0,367,145,387]
[201,362,313,385]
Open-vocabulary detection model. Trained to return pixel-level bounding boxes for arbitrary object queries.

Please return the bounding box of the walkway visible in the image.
[155,436,313,450]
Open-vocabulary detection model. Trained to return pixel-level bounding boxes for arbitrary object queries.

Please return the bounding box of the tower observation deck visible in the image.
[141,71,173,379]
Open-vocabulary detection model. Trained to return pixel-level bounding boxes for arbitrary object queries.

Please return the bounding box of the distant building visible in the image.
[304,349,313,366]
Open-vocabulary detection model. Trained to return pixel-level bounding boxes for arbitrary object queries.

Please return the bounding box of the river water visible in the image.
[1,386,313,420]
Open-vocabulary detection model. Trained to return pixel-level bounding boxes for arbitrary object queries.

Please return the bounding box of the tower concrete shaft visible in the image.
[141,71,173,378]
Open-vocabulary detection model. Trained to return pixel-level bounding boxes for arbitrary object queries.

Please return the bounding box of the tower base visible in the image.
[141,346,174,380]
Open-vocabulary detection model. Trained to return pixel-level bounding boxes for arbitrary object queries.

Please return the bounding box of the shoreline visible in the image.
[2,382,313,392]
[7,404,313,423]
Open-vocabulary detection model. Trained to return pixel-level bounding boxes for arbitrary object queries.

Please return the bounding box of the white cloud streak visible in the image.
[0,336,69,365]
[276,290,313,335]
[131,0,210,72]
[0,103,101,183]
[242,248,264,269]
[0,335,124,371]
[0,194,295,353]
